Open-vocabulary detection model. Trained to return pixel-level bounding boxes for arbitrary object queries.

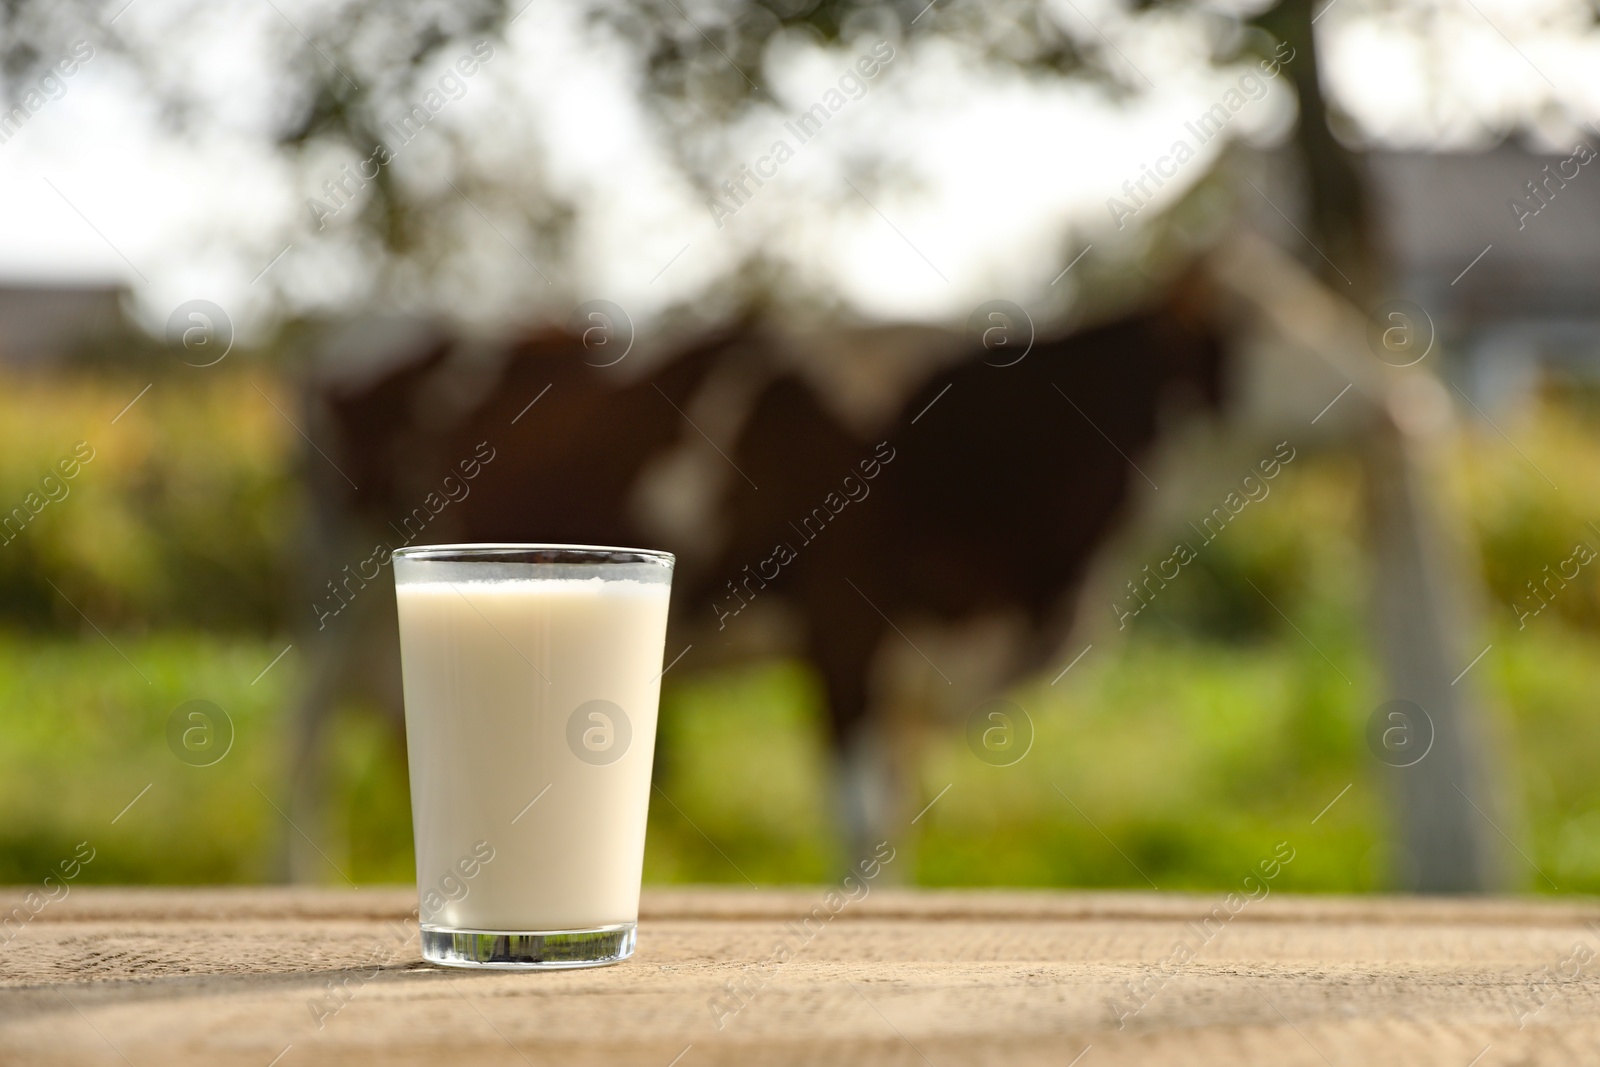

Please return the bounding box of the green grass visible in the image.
[645,660,837,885]
[0,630,414,885]
[6,614,1599,894]
[910,636,1382,891]
[0,631,291,884]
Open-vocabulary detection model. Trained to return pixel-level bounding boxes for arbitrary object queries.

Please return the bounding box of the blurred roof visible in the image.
[1370,146,1600,325]
[0,283,128,366]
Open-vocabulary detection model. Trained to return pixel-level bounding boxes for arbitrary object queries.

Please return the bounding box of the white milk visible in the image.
[395,575,670,931]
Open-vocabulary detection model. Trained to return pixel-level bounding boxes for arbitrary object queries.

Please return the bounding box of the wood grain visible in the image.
[3,887,1600,1065]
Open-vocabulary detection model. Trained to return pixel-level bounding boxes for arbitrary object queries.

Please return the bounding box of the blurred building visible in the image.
[1369,145,1600,409]
[0,283,129,367]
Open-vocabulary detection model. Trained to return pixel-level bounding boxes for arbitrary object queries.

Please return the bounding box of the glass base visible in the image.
[419,922,637,969]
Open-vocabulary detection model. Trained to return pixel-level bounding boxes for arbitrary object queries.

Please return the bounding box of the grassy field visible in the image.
[2,612,1597,893]
[3,370,1599,891]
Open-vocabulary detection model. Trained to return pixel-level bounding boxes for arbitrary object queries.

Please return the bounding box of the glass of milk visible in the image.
[391,543,674,968]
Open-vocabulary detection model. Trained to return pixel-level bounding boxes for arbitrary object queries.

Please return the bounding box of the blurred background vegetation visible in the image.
[4,362,1597,892]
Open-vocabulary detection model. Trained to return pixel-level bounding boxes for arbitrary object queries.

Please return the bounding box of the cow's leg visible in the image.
[283,613,352,883]
[810,616,892,875]
[837,716,894,876]
[284,557,405,884]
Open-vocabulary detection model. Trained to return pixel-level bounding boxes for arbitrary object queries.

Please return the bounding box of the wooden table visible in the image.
[3,886,1599,1065]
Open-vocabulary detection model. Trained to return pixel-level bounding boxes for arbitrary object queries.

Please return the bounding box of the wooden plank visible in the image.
[3,887,1599,1065]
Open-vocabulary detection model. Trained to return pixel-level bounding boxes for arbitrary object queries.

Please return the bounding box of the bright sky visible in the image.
[0,0,1596,340]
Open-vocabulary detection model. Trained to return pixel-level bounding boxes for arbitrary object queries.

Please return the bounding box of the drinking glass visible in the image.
[391,543,674,968]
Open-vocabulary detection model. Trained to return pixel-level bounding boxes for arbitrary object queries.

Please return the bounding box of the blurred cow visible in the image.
[285,291,1224,876]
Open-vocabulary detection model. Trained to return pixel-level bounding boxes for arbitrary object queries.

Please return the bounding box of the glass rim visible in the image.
[389,542,674,566]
